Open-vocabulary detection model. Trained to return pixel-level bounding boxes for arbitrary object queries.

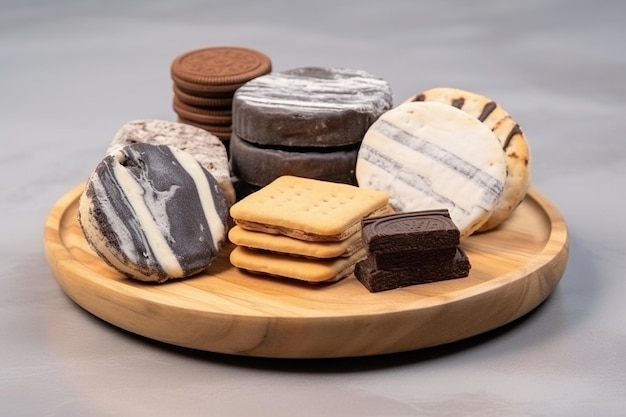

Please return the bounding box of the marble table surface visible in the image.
[2,0,625,415]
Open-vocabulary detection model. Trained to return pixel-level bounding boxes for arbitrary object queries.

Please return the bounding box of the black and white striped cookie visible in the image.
[355,101,507,238]
[78,143,229,283]
[232,66,393,147]
[404,87,531,231]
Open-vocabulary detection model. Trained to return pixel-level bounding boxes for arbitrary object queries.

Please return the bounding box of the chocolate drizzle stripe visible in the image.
[371,118,504,204]
[503,123,522,150]
[478,101,497,122]
[111,155,184,277]
[171,147,225,250]
[451,97,465,109]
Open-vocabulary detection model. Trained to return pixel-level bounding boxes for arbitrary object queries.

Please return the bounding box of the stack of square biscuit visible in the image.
[228,176,391,283]
[355,209,471,292]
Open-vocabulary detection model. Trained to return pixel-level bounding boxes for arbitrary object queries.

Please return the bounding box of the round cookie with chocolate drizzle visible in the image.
[404,87,531,231]
[78,143,229,283]
[356,101,507,238]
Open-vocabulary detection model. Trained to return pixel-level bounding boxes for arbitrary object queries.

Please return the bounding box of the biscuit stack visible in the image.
[170,46,272,146]
[228,176,391,283]
[230,66,392,197]
[355,209,471,292]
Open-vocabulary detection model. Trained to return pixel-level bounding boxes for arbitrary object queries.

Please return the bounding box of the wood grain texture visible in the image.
[44,183,569,358]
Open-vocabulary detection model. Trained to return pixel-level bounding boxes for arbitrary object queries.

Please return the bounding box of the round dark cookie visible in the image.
[232,66,393,147]
[78,143,229,283]
[173,85,233,108]
[172,96,232,125]
[229,132,359,188]
[171,46,272,95]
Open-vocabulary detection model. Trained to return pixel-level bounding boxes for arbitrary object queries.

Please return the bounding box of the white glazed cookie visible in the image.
[404,87,531,231]
[107,119,235,206]
[355,101,507,238]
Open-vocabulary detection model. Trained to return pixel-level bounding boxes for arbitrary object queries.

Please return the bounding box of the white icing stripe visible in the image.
[235,74,391,111]
[171,148,224,250]
[112,156,184,278]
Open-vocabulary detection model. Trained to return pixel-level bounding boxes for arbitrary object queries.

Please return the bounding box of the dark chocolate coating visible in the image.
[232,66,392,147]
[370,247,457,270]
[355,248,471,293]
[80,143,229,282]
[229,132,359,187]
[361,210,460,253]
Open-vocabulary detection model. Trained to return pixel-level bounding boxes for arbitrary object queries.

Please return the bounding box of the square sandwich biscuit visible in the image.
[228,225,363,259]
[229,175,391,241]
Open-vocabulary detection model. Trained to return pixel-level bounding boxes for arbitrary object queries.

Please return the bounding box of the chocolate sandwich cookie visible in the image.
[172,96,232,126]
[229,133,359,187]
[355,248,471,293]
[232,66,393,147]
[171,46,272,96]
[78,143,229,283]
[173,85,233,108]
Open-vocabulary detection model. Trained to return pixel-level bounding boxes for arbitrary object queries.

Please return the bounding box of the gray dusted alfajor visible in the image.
[78,143,229,283]
[229,66,393,192]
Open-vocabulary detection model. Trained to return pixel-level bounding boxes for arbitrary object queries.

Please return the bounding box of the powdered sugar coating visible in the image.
[232,67,393,147]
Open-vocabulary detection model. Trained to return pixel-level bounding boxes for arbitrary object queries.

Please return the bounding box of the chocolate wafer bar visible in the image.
[371,247,457,271]
[355,209,470,292]
[361,209,459,253]
[355,248,471,293]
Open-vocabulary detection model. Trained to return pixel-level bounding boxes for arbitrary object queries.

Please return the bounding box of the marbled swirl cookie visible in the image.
[405,87,531,231]
[355,101,507,238]
[78,143,229,283]
[107,119,235,206]
[232,66,393,147]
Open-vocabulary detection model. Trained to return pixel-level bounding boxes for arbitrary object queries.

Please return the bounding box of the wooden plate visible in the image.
[44,184,569,358]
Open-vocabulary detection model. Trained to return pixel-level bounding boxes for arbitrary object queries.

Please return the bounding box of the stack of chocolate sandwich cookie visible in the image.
[355,209,471,292]
[228,176,391,284]
[170,46,272,145]
[230,66,393,197]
